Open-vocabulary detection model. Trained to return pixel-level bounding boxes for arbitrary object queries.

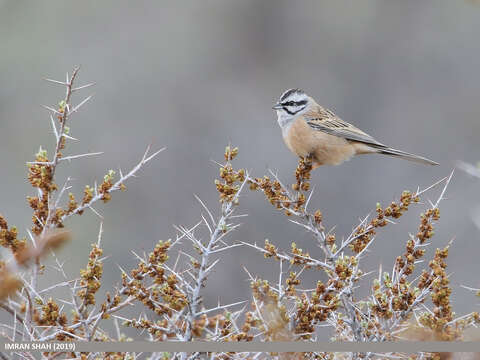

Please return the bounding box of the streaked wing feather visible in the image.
[305,108,386,148]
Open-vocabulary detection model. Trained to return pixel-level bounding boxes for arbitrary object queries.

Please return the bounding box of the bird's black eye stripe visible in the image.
[280,100,308,115]
[283,107,296,115]
[281,100,307,107]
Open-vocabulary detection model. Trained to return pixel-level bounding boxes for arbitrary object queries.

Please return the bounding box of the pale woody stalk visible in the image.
[177,174,249,360]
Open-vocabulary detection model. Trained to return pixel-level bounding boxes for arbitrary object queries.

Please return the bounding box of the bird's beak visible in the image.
[272,103,282,110]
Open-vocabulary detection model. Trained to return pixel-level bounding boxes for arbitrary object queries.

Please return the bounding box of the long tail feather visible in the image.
[378,147,439,166]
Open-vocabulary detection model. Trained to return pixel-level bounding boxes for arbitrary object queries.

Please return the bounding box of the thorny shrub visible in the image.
[0,68,479,360]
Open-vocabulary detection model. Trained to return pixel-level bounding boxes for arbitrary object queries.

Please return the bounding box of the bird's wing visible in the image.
[304,106,386,148]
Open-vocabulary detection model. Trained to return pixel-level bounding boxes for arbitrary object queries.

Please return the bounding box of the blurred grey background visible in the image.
[1,0,480,336]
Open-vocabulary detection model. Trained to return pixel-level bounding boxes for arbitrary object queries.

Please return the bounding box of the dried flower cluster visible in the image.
[215,146,245,203]
[248,156,313,216]
[0,214,26,257]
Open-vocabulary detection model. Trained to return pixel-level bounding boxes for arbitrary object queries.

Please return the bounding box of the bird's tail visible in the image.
[377,147,439,166]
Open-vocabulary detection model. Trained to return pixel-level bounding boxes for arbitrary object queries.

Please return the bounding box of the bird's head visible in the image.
[273,89,311,129]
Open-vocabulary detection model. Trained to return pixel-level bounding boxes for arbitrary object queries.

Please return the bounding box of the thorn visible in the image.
[70,95,93,113]
[97,222,104,247]
[50,115,59,140]
[59,152,104,162]
[433,169,454,208]
[144,147,166,164]
[142,144,151,161]
[88,205,104,220]
[194,194,215,226]
[72,82,96,92]
[42,105,62,115]
[63,134,79,141]
[44,78,68,86]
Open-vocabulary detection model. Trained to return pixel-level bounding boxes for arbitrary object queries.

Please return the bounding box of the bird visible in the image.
[272,88,438,169]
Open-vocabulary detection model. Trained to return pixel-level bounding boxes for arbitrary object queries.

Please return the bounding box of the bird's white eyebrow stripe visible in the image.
[280,88,301,101]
